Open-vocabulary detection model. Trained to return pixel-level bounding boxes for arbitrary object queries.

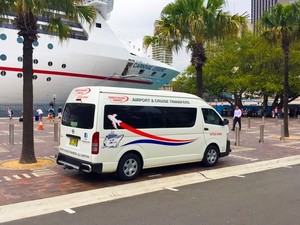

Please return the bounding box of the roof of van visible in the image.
[82,86,203,101]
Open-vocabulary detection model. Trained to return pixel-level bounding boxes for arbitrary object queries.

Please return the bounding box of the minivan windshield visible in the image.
[61,103,95,129]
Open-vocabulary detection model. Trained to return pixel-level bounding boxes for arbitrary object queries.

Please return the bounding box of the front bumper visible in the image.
[220,140,231,157]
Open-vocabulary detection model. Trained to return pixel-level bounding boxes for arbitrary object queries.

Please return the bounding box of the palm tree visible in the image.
[260,2,300,137]
[143,0,247,98]
[0,0,95,163]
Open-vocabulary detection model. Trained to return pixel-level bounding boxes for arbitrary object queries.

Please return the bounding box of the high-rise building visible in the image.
[251,0,297,25]
[151,21,173,66]
[152,43,173,66]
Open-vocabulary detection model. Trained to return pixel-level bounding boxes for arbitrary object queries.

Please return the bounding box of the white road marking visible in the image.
[1,155,300,223]
[64,208,76,214]
[12,175,22,180]
[166,187,179,192]
[22,174,31,178]
[230,155,258,161]
[3,176,12,181]
[31,173,40,177]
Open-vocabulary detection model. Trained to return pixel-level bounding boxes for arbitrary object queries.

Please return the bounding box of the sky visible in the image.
[107,0,251,72]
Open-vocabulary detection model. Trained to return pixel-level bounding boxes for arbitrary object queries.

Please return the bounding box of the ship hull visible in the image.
[0,12,179,105]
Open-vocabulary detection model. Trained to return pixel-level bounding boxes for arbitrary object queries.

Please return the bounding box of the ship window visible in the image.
[33,59,38,64]
[33,75,37,80]
[17,73,22,78]
[17,57,23,62]
[1,71,6,76]
[46,77,51,81]
[161,73,166,77]
[48,43,54,50]
[0,54,7,61]
[151,72,157,76]
[96,23,101,28]
[48,61,53,66]
[17,37,23,43]
[0,33,7,40]
[33,41,39,47]
[138,69,145,75]
[62,64,66,68]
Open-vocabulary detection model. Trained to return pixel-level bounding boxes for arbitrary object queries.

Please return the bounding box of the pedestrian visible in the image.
[231,105,242,131]
[274,106,278,118]
[8,108,13,121]
[36,108,43,121]
[48,106,55,122]
[57,106,62,119]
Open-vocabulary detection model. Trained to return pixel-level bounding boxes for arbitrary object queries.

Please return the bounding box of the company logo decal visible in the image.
[108,96,129,103]
[102,131,124,148]
[105,114,196,147]
[75,88,91,96]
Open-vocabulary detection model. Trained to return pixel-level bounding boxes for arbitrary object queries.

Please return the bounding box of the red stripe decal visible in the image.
[0,66,153,85]
[120,122,194,143]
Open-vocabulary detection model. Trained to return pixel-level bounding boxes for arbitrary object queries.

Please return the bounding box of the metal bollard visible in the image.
[9,123,14,145]
[248,117,251,129]
[235,129,240,146]
[280,124,284,140]
[54,122,59,142]
[259,124,264,143]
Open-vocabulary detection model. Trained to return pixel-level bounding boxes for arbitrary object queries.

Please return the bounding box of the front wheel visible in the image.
[117,153,142,181]
[202,146,219,167]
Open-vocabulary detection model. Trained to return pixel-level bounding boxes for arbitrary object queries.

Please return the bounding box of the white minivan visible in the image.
[56,86,230,180]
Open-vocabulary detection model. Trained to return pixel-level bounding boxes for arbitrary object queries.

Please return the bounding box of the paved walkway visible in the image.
[0,117,299,206]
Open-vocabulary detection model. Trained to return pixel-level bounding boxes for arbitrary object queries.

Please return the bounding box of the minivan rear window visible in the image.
[62,103,95,129]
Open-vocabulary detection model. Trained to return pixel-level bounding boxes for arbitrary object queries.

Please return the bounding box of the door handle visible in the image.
[204,128,209,131]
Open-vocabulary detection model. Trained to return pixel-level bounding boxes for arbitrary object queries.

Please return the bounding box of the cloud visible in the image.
[107,0,251,72]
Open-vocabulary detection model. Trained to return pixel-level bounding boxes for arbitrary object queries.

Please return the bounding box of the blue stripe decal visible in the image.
[122,139,193,147]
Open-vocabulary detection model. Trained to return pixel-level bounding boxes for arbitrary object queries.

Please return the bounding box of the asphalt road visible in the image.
[3,163,300,225]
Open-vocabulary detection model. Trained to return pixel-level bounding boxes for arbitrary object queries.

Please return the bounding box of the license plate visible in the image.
[69,138,78,147]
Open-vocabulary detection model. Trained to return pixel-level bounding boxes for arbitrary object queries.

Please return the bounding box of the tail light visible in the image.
[91,132,99,154]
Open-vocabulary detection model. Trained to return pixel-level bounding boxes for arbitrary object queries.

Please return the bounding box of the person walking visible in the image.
[232,105,242,131]
[57,106,62,119]
[8,108,13,121]
[36,108,43,121]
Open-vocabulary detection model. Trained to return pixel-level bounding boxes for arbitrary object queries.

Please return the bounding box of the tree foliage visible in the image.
[176,32,300,110]
[260,2,300,137]
[143,0,247,97]
[0,0,95,163]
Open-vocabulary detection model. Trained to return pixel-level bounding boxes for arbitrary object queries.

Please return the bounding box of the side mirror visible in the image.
[222,118,229,125]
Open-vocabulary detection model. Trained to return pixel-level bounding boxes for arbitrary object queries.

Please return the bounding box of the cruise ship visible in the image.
[0,0,179,107]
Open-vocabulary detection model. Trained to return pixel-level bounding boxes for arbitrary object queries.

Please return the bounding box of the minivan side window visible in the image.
[62,103,95,129]
[104,105,197,129]
[202,108,222,125]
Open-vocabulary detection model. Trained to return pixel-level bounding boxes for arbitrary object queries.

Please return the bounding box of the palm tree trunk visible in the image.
[19,35,36,164]
[196,64,203,98]
[282,37,289,137]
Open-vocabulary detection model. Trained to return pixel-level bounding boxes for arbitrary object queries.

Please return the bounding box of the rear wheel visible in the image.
[117,153,142,181]
[203,145,219,167]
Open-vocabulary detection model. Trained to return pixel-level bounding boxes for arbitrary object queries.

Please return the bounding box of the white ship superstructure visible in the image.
[0,0,179,105]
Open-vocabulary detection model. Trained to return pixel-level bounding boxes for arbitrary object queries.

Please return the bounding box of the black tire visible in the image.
[117,153,142,181]
[202,145,219,167]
